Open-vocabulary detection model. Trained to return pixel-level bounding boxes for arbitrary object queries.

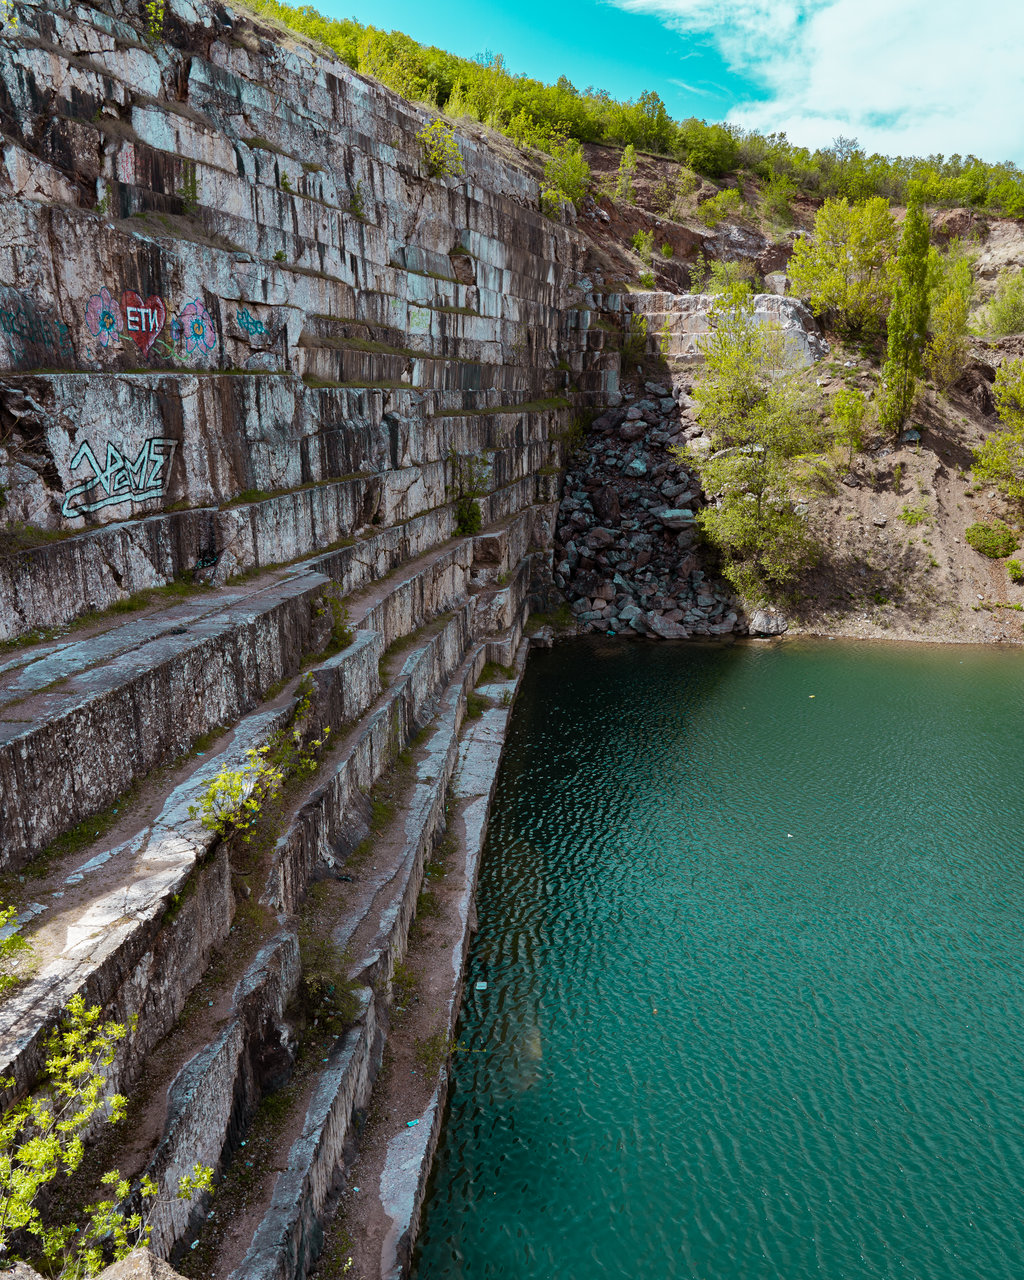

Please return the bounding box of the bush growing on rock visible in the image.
[974,358,1024,505]
[541,138,590,213]
[418,119,464,179]
[982,269,1024,337]
[615,144,637,204]
[696,187,742,228]
[0,996,213,1276]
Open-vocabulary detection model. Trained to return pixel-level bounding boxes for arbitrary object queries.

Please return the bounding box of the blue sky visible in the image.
[323,0,1024,165]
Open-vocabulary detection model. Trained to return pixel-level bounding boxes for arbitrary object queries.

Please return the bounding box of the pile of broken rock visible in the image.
[554,380,743,639]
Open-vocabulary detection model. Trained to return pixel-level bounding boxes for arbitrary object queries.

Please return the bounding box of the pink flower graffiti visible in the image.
[179,299,217,356]
[85,287,123,347]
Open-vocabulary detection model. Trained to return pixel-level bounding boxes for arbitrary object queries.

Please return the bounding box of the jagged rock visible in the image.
[591,485,621,525]
[750,609,789,637]
[646,614,690,640]
[653,507,695,530]
[100,1251,187,1279]
[620,420,646,442]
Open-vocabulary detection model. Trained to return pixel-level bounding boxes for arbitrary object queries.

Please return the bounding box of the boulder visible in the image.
[646,614,691,640]
[653,507,695,530]
[749,608,788,637]
[591,485,620,525]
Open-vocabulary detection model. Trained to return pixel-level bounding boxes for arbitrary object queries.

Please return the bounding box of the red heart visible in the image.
[120,290,167,357]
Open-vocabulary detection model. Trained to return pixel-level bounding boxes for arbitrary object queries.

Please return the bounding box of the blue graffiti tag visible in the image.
[235,307,267,337]
[61,438,178,517]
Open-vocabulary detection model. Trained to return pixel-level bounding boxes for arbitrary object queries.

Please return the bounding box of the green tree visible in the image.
[831,385,869,467]
[974,357,1024,505]
[788,196,898,334]
[879,204,931,434]
[676,286,820,594]
[418,118,464,178]
[926,237,974,389]
[0,997,213,1276]
[0,901,28,998]
[541,137,590,210]
[615,143,637,203]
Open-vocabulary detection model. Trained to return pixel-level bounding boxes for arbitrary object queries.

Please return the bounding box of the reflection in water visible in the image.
[414,638,1024,1280]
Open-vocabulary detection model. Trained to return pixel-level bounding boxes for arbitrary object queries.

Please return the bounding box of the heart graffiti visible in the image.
[120,290,167,357]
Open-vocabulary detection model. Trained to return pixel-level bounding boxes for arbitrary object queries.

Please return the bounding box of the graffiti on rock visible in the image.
[179,299,218,356]
[82,287,218,364]
[85,287,123,347]
[0,290,73,361]
[121,290,167,357]
[61,437,178,518]
[235,307,267,337]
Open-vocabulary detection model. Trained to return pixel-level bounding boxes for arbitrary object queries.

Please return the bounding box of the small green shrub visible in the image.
[272,249,286,262]
[455,496,482,535]
[0,997,213,1274]
[660,242,674,259]
[696,187,742,228]
[1007,557,1024,583]
[0,900,28,998]
[638,270,655,289]
[616,143,637,204]
[965,520,1019,558]
[280,171,294,192]
[984,269,1024,336]
[419,118,464,179]
[177,161,199,215]
[898,503,928,526]
[188,747,285,843]
[542,138,590,212]
[631,229,654,265]
[144,0,164,39]
[347,179,366,217]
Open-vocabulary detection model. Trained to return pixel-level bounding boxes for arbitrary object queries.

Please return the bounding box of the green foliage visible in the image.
[418,118,464,179]
[448,448,491,535]
[788,196,898,334]
[831,385,868,467]
[638,270,655,289]
[0,901,28,998]
[677,119,739,178]
[631,229,654,265]
[974,358,1024,505]
[983,269,1024,336]
[621,312,648,368]
[315,586,353,656]
[0,0,18,29]
[616,144,637,204]
[541,138,590,212]
[1007,558,1024,583]
[688,253,755,295]
[279,170,294,192]
[898,504,929,526]
[243,0,1024,215]
[188,747,285,844]
[879,204,931,434]
[927,238,974,392]
[0,997,212,1277]
[144,0,163,39]
[659,242,673,259]
[177,161,199,215]
[696,187,742,228]
[346,179,366,218]
[761,167,797,225]
[298,934,359,1035]
[965,521,1019,558]
[678,287,821,593]
[272,249,287,262]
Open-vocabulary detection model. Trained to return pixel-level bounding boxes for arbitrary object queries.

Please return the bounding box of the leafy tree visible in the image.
[879,204,931,433]
[541,138,590,215]
[788,196,898,334]
[974,358,1024,505]
[630,228,654,265]
[0,997,213,1277]
[831,386,869,467]
[926,237,974,389]
[677,286,820,594]
[678,118,738,178]
[615,143,637,203]
[761,167,797,225]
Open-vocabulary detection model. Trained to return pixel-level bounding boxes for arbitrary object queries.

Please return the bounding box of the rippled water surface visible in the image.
[413,638,1024,1280]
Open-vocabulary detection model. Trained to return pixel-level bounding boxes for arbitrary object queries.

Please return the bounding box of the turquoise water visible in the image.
[413,638,1024,1280]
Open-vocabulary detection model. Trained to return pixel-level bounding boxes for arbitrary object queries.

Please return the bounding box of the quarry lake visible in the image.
[413,638,1024,1280]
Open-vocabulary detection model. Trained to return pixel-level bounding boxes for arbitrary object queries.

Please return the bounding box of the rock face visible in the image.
[554,379,743,640]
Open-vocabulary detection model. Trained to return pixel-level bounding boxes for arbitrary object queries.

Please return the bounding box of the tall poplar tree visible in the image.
[880,203,931,434]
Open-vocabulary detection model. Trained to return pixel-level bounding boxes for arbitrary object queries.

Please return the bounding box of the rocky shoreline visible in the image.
[554,378,748,640]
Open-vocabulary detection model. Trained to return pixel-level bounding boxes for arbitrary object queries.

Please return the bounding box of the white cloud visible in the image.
[612,0,1024,164]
